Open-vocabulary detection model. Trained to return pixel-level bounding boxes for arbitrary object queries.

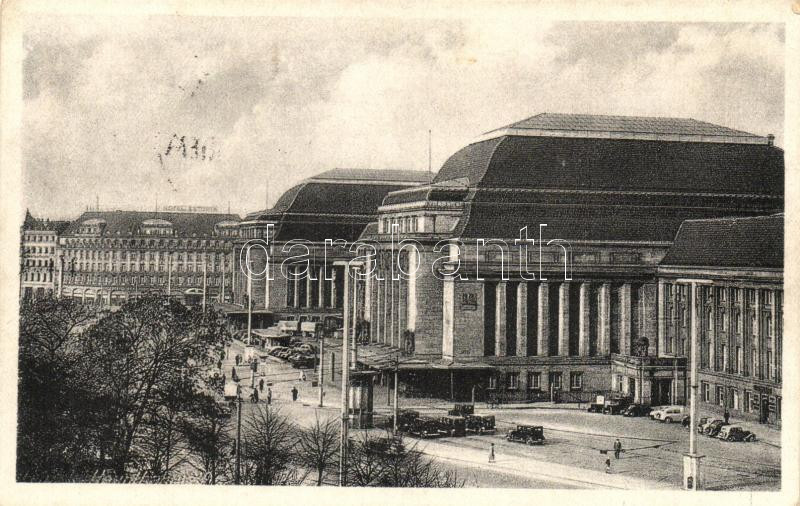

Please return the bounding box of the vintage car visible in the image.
[289,353,315,369]
[622,404,652,417]
[651,405,685,423]
[506,425,545,445]
[447,403,475,417]
[408,417,443,438]
[392,409,420,433]
[703,419,728,437]
[465,414,496,434]
[717,425,756,442]
[603,397,632,415]
[438,416,467,437]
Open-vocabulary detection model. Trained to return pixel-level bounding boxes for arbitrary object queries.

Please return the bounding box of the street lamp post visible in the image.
[234,388,243,485]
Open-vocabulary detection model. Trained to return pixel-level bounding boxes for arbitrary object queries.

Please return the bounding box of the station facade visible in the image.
[358,114,783,406]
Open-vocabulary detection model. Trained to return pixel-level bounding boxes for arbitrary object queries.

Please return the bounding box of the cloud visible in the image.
[22,17,784,219]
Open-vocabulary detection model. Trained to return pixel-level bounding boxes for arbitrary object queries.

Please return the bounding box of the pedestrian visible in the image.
[253,388,259,403]
[605,457,611,473]
[217,359,222,370]
[724,408,730,424]
[613,438,622,460]
[259,378,264,392]
[488,443,495,463]
[267,388,272,405]
[231,366,237,381]
[299,370,306,382]
[291,386,298,402]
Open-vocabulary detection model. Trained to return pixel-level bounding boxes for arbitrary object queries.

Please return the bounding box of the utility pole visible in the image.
[393,354,399,434]
[682,280,706,490]
[338,263,351,487]
[246,247,252,345]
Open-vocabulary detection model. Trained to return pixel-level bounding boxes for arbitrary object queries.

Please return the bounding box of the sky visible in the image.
[22,16,784,219]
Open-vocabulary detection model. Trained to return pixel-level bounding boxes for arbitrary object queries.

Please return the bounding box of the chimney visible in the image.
[767,134,775,146]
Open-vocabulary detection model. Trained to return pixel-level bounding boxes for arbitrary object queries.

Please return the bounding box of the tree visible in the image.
[77,296,229,477]
[181,391,233,484]
[296,412,339,485]
[347,430,464,488]
[17,295,99,481]
[240,405,305,485]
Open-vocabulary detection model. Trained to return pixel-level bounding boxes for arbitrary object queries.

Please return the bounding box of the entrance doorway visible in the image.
[651,379,673,405]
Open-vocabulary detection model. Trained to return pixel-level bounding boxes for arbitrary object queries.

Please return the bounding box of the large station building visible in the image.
[356,113,783,409]
[230,169,433,330]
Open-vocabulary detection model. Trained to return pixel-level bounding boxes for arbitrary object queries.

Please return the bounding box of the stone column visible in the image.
[516,282,528,357]
[495,282,507,356]
[619,283,632,355]
[318,266,325,308]
[598,283,611,356]
[330,268,337,308]
[293,267,300,308]
[305,268,313,308]
[753,289,761,379]
[578,282,591,356]
[558,283,570,356]
[537,283,550,356]
[770,289,777,381]
[657,280,666,356]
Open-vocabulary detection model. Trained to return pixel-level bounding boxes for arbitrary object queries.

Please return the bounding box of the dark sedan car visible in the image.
[622,404,652,417]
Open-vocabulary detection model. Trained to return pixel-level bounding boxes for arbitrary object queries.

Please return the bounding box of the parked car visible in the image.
[696,417,715,433]
[704,419,728,437]
[651,405,685,423]
[506,425,545,445]
[289,353,315,369]
[603,397,632,415]
[438,416,467,437]
[717,425,756,442]
[648,406,669,419]
[447,403,475,417]
[393,409,420,432]
[408,417,443,438]
[465,414,496,434]
[622,404,652,417]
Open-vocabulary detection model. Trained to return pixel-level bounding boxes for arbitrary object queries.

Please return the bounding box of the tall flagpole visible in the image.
[246,247,252,344]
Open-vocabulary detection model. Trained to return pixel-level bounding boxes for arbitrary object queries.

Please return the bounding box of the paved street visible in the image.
[222,339,780,490]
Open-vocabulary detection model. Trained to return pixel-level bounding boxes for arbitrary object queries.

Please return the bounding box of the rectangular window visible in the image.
[569,372,583,390]
[767,351,773,380]
[716,386,725,406]
[507,372,519,390]
[702,382,710,403]
[551,372,562,390]
[528,372,541,390]
[488,374,498,390]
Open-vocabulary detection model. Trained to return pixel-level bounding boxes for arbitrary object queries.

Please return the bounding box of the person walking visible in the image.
[488,443,495,463]
[605,457,612,474]
[267,387,272,405]
[613,438,622,460]
[724,408,730,424]
[291,386,298,402]
[253,388,259,403]
[231,366,238,382]
[217,359,222,370]
[259,378,264,392]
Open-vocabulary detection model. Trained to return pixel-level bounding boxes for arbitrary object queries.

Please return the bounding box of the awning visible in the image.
[354,343,494,371]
